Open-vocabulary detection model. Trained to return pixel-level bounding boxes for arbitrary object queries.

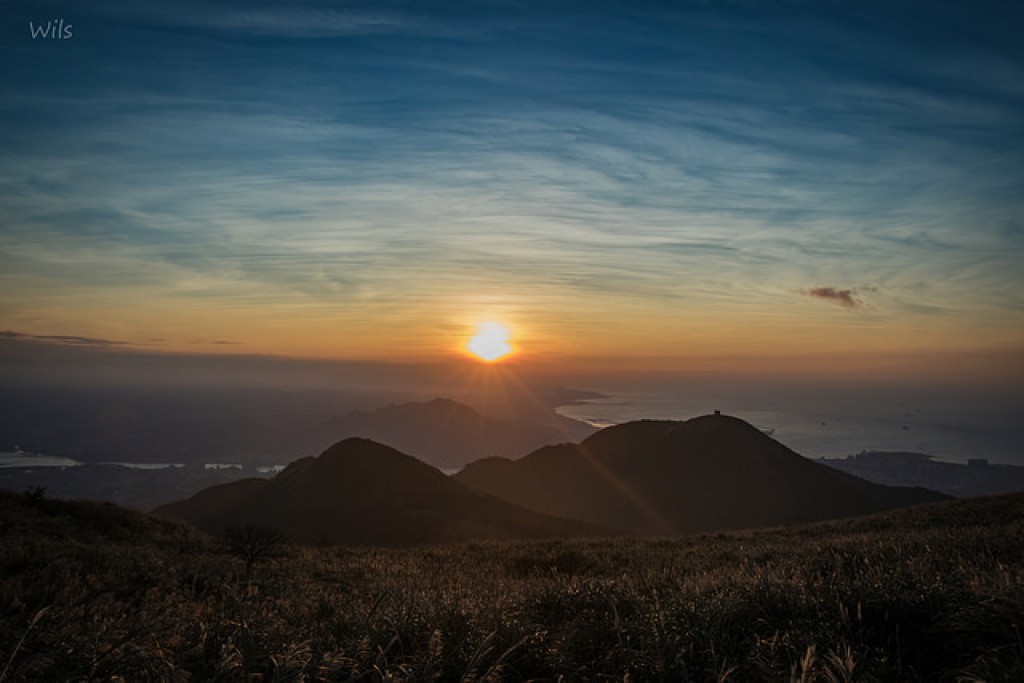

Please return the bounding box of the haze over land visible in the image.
[2,337,1022,471]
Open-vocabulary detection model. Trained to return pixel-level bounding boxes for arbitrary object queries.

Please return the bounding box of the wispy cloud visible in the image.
[0,330,129,347]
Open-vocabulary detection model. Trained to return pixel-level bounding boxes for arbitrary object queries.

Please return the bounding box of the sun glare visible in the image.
[468,322,512,362]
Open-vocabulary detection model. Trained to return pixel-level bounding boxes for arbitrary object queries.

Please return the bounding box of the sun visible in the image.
[467,322,513,362]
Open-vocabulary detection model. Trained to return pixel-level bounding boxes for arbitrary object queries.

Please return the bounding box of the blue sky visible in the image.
[1,0,1022,369]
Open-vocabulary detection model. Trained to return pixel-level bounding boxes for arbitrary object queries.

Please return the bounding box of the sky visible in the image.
[2,0,1023,380]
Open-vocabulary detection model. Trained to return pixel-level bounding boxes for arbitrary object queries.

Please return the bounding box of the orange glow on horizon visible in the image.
[31,297,1020,385]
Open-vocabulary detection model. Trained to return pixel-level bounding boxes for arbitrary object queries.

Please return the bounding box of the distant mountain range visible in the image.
[0,386,594,469]
[455,414,947,535]
[294,397,596,470]
[155,437,607,545]
[158,413,947,544]
[818,451,1024,498]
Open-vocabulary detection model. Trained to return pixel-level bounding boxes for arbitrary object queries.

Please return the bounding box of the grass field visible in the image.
[2,491,1022,681]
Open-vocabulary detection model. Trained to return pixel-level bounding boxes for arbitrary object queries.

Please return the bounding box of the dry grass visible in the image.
[1,491,1022,681]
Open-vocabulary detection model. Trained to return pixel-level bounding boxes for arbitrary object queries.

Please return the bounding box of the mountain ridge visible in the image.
[296,397,596,470]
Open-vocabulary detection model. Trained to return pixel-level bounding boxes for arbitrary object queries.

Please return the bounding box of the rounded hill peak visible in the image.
[424,397,464,407]
[580,419,677,450]
[662,413,786,457]
[316,437,424,470]
[322,436,394,453]
[677,413,762,433]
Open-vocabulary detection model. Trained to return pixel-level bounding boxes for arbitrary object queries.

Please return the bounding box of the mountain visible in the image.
[817,451,1024,498]
[296,397,596,470]
[454,413,948,535]
[155,437,607,545]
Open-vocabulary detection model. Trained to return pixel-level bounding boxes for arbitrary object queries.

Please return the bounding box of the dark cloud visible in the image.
[0,330,128,346]
[803,287,865,309]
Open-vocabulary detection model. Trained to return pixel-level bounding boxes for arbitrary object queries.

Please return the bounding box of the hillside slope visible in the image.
[3,489,1022,681]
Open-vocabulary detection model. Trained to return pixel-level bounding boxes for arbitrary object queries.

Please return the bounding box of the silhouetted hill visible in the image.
[818,451,1024,498]
[296,398,595,470]
[0,488,190,546]
[455,413,948,534]
[155,437,607,545]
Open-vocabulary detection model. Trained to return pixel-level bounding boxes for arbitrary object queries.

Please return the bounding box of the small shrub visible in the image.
[222,525,285,580]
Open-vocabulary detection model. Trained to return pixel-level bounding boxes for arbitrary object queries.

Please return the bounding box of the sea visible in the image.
[555,377,1024,465]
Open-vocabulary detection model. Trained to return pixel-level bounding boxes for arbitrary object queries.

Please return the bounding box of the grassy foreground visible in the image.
[1,491,1022,681]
